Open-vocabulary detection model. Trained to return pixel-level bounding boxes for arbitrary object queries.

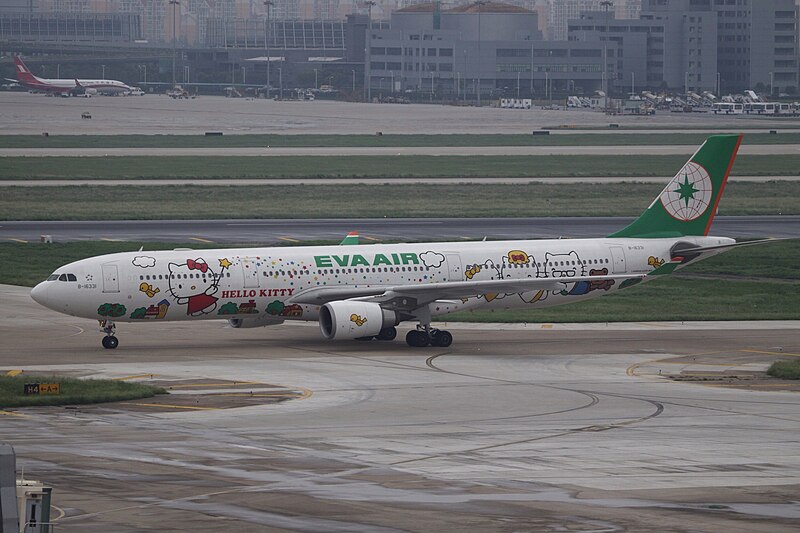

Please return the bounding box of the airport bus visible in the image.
[711,102,743,114]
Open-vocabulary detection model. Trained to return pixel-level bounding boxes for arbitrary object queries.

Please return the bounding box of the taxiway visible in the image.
[2,215,798,244]
[1,284,799,532]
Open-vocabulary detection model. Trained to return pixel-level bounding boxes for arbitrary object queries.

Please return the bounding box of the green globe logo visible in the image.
[659,161,713,221]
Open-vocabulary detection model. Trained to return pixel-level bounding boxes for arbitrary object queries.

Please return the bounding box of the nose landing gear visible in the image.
[99,319,119,349]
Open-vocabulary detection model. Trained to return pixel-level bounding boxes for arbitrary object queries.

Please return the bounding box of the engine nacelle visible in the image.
[319,301,397,340]
[228,316,284,329]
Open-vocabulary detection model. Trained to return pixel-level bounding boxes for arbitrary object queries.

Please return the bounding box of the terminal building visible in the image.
[367,2,615,99]
[568,0,799,95]
[0,0,797,98]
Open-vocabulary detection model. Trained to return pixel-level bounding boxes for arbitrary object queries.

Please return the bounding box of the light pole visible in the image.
[390,71,394,94]
[601,0,612,98]
[185,65,190,84]
[475,0,488,107]
[140,64,147,85]
[770,71,775,96]
[352,69,356,93]
[278,67,283,99]
[264,0,273,93]
[516,71,520,98]
[716,71,720,96]
[242,66,246,85]
[169,0,180,87]
[365,0,376,102]
[101,64,105,79]
[314,68,318,89]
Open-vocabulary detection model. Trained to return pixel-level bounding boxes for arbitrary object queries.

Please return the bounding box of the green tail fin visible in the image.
[609,134,742,239]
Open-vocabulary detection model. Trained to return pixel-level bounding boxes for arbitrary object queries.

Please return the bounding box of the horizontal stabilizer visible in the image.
[672,237,792,264]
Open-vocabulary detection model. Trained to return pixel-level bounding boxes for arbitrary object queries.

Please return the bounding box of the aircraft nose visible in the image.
[30,282,51,307]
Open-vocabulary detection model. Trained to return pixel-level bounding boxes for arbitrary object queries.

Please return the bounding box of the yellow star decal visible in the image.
[218,258,232,269]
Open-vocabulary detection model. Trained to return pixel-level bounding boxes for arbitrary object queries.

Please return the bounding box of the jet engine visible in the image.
[228,316,284,328]
[319,301,398,340]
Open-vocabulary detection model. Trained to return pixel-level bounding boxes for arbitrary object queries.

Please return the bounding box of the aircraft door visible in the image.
[445,254,463,281]
[101,264,119,293]
[241,258,260,288]
[610,246,627,274]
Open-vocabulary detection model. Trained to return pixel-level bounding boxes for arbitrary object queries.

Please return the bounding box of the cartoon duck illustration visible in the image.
[139,282,160,298]
[350,314,367,327]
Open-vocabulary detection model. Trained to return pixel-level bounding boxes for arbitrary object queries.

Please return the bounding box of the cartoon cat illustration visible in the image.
[168,258,220,316]
[544,251,586,278]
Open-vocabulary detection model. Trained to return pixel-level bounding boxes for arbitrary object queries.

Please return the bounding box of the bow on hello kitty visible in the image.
[187,259,209,273]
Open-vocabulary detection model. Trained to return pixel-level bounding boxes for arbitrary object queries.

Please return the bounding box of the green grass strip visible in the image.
[767,360,800,379]
[447,277,800,323]
[1,182,797,220]
[0,375,166,408]
[1,154,799,180]
[1,132,800,149]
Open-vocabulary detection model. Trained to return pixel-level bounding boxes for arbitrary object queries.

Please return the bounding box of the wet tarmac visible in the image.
[1,284,799,532]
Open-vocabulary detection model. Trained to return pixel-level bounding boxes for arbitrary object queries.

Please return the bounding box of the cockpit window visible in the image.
[67,274,77,281]
[47,275,58,281]
[58,274,68,281]
[55,273,77,282]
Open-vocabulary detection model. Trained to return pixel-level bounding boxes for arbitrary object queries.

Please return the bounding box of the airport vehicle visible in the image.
[9,56,132,95]
[31,135,777,349]
[711,102,743,114]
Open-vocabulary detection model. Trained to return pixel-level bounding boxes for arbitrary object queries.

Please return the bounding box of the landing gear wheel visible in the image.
[102,336,119,350]
[377,327,397,341]
[430,330,453,348]
[405,330,430,347]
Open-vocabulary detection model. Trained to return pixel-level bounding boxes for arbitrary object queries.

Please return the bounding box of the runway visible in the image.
[2,215,798,243]
[2,144,799,157]
[1,284,799,532]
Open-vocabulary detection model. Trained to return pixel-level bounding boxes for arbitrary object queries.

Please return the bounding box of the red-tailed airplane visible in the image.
[10,56,132,95]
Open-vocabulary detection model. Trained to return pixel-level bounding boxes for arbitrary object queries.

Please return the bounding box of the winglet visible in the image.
[650,257,684,276]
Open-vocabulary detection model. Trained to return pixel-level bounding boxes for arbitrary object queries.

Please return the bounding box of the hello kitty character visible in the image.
[168,258,219,316]
[543,251,586,278]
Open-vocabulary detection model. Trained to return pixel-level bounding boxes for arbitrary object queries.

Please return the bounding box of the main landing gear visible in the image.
[406,326,453,348]
[100,319,118,350]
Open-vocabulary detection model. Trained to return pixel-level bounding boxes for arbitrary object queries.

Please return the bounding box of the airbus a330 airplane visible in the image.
[10,56,132,95]
[31,135,776,349]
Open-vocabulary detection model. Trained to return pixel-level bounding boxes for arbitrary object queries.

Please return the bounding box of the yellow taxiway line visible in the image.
[742,349,800,358]
[5,369,23,376]
[0,410,27,417]
[189,237,214,243]
[278,236,300,243]
[8,238,27,244]
[125,403,221,411]
[112,374,159,381]
[166,381,266,389]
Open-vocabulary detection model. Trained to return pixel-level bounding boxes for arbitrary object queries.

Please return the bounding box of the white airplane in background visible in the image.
[31,135,779,349]
[10,56,132,95]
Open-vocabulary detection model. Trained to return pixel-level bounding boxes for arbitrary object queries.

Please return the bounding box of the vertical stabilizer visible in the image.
[609,135,742,238]
[13,56,40,85]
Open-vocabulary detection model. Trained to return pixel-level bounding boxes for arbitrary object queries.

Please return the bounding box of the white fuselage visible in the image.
[24,76,131,94]
[31,236,732,326]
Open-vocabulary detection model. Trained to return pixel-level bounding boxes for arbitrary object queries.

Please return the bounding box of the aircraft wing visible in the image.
[290,274,643,310]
